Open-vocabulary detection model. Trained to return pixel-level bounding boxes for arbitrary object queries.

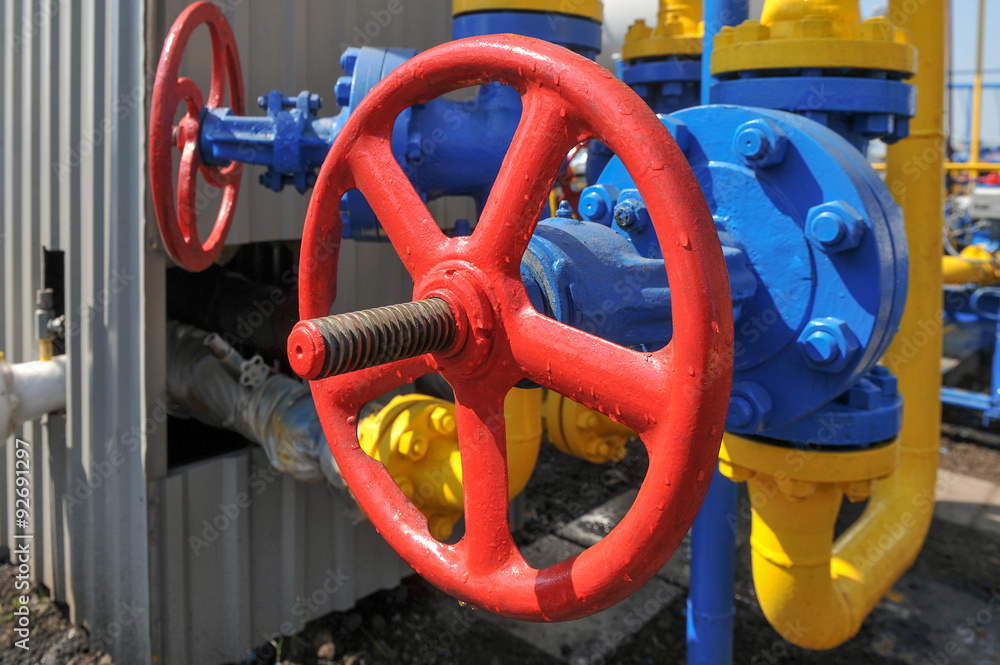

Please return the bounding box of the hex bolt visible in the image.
[340,47,360,76]
[726,382,773,431]
[806,201,866,253]
[801,329,841,365]
[614,201,638,229]
[308,93,323,112]
[579,190,607,220]
[335,76,353,108]
[430,406,456,436]
[288,298,456,381]
[796,317,860,373]
[555,201,574,219]
[731,118,787,168]
[397,431,427,460]
[257,95,268,110]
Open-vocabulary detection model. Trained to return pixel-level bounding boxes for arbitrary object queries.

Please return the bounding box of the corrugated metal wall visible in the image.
[1,1,458,663]
[2,0,152,662]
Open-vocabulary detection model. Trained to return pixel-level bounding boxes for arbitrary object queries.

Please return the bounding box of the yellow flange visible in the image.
[622,1,703,61]
[543,391,635,464]
[719,432,899,502]
[452,0,603,23]
[711,0,916,76]
[358,389,542,541]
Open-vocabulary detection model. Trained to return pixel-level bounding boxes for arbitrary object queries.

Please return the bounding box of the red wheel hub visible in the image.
[296,35,734,620]
[149,1,244,272]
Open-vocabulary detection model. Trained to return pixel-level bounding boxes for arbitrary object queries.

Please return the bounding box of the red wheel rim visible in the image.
[298,35,734,621]
[149,1,244,272]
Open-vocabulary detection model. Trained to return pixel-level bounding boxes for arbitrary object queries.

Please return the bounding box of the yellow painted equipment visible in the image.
[714,0,944,649]
[711,0,916,76]
[543,390,635,464]
[942,245,1000,286]
[622,0,703,61]
[358,389,542,540]
[452,0,603,23]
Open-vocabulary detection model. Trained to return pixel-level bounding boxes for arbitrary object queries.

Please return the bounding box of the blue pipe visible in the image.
[687,1,747,663]
[688,470,738,665]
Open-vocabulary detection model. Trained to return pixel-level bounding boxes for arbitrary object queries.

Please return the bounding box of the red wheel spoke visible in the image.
[451,382,520,574]
[510,309,673,432]
[351,141,449,280]
[331,355,434,411]
[177,139,201,243]
[474,88,587,268]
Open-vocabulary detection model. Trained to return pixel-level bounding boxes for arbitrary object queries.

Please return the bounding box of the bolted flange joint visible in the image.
[288,298,456,380]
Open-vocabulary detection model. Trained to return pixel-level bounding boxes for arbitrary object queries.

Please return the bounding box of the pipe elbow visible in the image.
[942,246,1000,285]
[728,435,936,650]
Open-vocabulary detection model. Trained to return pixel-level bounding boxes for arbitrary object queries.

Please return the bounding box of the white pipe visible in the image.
[0,355,68,437]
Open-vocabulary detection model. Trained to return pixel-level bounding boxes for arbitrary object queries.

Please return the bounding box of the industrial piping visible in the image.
[726,0,945,649]
[0,354,68,438]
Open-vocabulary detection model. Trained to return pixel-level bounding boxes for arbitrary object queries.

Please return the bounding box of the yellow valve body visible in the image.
[452,0,603,23]
[543,391,635,464]
[711,0,916,76]
[358,389,542,541]
[622,0,703,61]
[941,245,1000,286]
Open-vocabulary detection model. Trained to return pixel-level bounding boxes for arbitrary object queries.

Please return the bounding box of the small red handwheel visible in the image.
[149,1,244,272]
[297,36,734,620]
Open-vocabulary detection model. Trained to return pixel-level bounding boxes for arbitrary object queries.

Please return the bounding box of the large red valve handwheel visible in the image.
[297,36,734,620]
[149,1,244,272]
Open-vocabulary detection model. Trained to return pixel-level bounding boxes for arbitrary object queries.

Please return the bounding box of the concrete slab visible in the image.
[934,469,1000,527]
[483,576,682,663]
[555,489,638,547]
[973,484,1000,536]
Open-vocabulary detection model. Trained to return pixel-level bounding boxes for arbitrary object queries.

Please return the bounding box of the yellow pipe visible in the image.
[503,387,544,499]
[657,0,702,37]
[942,245,1000,285]
[970,0,985,181]
[733,0,945,650]
[872,162,1000,172]
[760,0,860,25]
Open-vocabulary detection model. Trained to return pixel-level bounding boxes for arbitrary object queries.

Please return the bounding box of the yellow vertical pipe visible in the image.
[726,0,947,650]
[882,0,946,604]
[969,0,985,181]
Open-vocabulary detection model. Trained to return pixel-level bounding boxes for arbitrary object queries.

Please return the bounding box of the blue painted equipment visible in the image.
[197,8,603,239]
[578,107,908,444]
[712,74,916,152]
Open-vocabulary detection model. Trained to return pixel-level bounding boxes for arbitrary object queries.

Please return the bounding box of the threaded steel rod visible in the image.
[288,298,456,380]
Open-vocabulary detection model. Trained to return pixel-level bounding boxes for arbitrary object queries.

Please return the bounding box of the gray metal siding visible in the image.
[6,1,460,663]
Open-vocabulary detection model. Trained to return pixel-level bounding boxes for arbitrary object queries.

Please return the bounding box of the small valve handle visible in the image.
[149,2,245,272]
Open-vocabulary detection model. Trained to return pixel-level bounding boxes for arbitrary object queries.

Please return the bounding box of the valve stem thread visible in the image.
[291,298,456,380]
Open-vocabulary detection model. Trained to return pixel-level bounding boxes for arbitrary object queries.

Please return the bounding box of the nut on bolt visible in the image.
[430,406,456,435]
[797,317,860,373]
[396,431,428,460]
[806,201,866,253]
[732,118,787,168]
[726,382,773,431]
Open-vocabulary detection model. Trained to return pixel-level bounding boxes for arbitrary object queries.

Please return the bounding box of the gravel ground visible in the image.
[1,437,998,665]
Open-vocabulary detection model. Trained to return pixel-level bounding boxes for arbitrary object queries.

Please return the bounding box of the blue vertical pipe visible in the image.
[688,1,748,664]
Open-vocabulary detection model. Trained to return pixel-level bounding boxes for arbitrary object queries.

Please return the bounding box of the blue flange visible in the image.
[711,71,916,152]
[451,11,602,60]
[592,107,907,442]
